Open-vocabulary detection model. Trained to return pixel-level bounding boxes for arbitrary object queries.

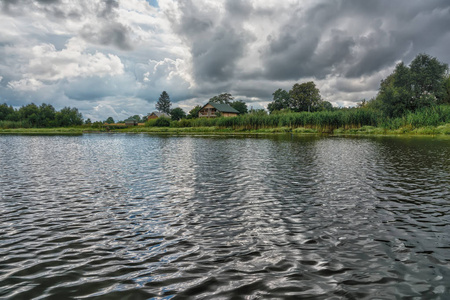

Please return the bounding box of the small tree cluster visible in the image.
[0,103,83,127]
[375,53,449,117]
[267,82,332,114]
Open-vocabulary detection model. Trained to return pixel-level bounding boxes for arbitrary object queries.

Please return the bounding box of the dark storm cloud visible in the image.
[97,0,118,18]
[153,0,450,107]
[166,0,253,83]
[261,0,450,80]
[84,0,134,51]
[0,0,80,19]
[80,22,133,51]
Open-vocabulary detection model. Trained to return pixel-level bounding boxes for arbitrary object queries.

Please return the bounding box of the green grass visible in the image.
[2,105,450,136]
[0,127,85,135]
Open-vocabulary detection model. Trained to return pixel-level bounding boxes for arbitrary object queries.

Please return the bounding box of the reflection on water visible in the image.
[1,134,449,299]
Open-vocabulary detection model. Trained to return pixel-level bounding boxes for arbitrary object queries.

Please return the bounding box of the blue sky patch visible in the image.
[146,0,158,8]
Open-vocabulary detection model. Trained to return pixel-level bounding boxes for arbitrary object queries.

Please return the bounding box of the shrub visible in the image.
[155,117,171,127]
[145,119,158,127]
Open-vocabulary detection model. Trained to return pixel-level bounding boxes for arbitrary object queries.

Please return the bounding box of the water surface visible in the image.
[1,134,449,299]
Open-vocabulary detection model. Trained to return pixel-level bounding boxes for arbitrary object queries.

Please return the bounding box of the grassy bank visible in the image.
[0,127,85,135]
[1,105,450,136]
[1,123,449,136]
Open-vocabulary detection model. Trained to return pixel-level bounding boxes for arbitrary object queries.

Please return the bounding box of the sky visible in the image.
[1,0,449,121]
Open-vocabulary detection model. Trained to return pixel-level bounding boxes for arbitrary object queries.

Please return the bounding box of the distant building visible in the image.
[125,118,138,126]
[198,103,239,118]
[147,111,170,120]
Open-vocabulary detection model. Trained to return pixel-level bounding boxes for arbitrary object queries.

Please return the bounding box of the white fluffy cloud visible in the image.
[8,38,124,91]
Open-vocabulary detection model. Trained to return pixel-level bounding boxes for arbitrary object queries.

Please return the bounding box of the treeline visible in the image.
[0,103,83,128]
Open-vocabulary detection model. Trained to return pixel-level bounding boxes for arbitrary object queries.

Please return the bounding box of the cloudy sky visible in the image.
[1,0,449,121]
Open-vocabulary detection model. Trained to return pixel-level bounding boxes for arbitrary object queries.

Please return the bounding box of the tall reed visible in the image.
[142,105,450,133]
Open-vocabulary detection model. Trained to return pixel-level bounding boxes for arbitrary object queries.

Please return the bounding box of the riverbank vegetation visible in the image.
[1,53,449,136]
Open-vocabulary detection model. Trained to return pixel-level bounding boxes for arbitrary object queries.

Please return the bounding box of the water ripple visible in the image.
[0,134,449,299]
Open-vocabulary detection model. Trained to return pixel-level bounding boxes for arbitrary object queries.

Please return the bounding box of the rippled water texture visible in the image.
[1,134,449,299]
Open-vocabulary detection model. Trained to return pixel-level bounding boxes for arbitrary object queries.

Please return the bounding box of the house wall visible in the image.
[199,104,217,118]
[198,104,238,118]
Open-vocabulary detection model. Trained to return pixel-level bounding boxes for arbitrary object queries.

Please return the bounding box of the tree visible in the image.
[18,103,39,127]
[230,100,248,114]
[443,74,450,104]
[38,103,56,127]
[187,105,202,119]
[376,53,449,117]
[85,118,92,125]
[55,107,83,126]
[320,101,334,111]
[209,93,234,104]
[156,91,172,114]
[170,107,186,121]
[289,81,321,112]
[131,115,142,123]
[377,63,415,117]
[0,103,17,121]
[105,117,115,124]
[410,53,448,103]
[268,88,290,113]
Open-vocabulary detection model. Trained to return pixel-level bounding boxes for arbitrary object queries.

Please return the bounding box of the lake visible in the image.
[0,134,449,299]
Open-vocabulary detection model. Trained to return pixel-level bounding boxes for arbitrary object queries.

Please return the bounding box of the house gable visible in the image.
[198,102,239,118]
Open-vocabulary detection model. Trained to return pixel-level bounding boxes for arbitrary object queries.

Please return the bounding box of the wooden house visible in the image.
[147,111,170,120]
[125,118,138,126]
[198,103,239,118]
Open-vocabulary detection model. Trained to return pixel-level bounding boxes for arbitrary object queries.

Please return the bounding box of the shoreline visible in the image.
[1,123,449,137]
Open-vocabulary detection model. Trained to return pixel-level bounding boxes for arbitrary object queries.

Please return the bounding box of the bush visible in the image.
[178,119,192,127]
[145,119,158,127]
[155,117,171,127]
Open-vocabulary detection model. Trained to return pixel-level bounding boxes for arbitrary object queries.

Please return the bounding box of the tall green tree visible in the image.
[0,103,17,121]
[376,53,449,117]
[410,53,448,103]
[170,107,186,121]
[230,100,248,114]
[267,88,290,113]
[319,101,334,111]
[156,91,172,114]
[18,103,39,127]
[289,81,322,112]
[38,103,56,127]
[209,93,234,104]
[443,74,450,104]
[105,117,115,124]
[187,105,202,119]
[377,63,415,117]
[131,115,142,123]
[55,107,83,126]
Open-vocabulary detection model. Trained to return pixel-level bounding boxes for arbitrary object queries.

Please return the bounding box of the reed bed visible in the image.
[150,108,385,131]
[141,105,450,134]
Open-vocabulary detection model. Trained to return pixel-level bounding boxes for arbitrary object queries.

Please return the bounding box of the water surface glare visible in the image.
[0,134,449,299]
